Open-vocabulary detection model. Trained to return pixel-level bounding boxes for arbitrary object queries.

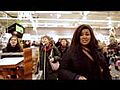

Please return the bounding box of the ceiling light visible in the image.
[82,16,87,20]
[106,17,111,20]
[83,11,90,16]
[56,14,61,19]
[35,11,72,14]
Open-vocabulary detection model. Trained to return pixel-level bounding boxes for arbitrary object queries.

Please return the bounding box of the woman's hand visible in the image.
[78,75,87,80]
[49,58,54,62]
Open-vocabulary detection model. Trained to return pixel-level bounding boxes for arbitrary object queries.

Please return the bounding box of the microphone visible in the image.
[42,43,46,46]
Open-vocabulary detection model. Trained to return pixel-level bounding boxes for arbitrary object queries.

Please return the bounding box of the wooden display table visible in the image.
[0,57,24,80]
[0,47,40,80]
[23,48,32,80]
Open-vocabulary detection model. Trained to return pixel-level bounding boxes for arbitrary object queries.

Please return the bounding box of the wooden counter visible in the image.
[0,47,40,80]
[0,57,24,80]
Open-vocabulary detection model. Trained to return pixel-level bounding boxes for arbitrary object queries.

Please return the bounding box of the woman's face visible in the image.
[10,37,18,47]
[25,40,30,45]
[80,29,91,46]
[61,39,67,47]
[43,37,50,45]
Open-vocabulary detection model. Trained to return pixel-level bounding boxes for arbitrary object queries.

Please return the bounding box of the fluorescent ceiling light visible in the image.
[82,16,87,20]
[0,17,120,23]
[34,11,72,14]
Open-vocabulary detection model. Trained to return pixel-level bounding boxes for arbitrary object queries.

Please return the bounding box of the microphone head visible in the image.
[42,43,46,46]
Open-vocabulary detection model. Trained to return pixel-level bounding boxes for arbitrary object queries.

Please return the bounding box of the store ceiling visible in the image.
[0,11,120,30]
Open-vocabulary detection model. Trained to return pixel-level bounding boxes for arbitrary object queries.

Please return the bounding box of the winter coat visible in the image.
[39,44,61,80]
[58,47,112,80]
[58,46,69,58]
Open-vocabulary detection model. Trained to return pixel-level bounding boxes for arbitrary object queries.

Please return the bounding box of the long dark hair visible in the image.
[71,24,98,51]
[6,35,23,52]
[69,24,111,79]
[60,38,69,47]
[71,24,109,68]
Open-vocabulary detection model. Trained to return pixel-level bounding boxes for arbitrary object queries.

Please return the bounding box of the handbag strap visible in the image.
[82,49,103,72]
[49,48,53,58]
[82,49,94,62]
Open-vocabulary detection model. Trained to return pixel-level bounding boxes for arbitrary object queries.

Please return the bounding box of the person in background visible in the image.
[39,35,61,80]
[2,35,23,79]
[116,42,120,56]
[58,24,112,80]
[58,38,69,58]
[98,40,109,67]
[32,41,39,47]
[23,40,31,48]
[2,35,23,53]
[107,37,118,66]
[111,42,120,75]
[55,38,61,48]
